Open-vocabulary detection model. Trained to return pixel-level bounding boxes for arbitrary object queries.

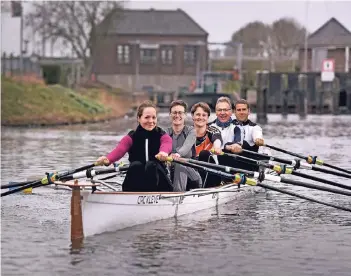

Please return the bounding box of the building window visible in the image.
[161,47,174,65]
[117,45,130,64]
[184,46,197,65]
[140,49,157,64]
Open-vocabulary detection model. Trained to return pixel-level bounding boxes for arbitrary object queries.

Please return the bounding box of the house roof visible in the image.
[306,17,351,47]
[100,8,208,36]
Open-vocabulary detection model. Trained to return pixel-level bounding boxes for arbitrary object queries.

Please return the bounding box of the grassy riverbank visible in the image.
[1,77,137,127]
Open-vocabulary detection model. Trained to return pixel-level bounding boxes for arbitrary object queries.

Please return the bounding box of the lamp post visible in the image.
[303,0,309,72]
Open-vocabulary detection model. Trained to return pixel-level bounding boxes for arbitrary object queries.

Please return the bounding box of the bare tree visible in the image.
[230,21,271,57]
[271,17,307,59]
[25,1,124,76]
[227,17,308,71]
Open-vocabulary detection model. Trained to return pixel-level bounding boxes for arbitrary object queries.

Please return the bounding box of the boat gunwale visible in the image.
[88,184,239,195]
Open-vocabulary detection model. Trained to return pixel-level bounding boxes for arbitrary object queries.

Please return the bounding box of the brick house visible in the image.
[93,8,208,91]
[298,17,351,72]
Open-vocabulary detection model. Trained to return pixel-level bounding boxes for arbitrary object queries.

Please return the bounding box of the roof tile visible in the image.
[104,9,208,36]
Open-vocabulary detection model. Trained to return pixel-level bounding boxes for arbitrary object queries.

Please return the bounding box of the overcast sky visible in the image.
[1,0,350,56]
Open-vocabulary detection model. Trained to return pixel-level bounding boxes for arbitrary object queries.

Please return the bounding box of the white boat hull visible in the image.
[80,185,258,237]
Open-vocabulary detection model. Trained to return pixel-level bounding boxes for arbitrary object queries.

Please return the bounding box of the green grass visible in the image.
[50,85,107,114]
[1,77,130,126]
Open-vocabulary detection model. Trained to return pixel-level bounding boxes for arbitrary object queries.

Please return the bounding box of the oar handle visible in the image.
[169,157,235,180]
[223,152,267,166]
[184,157,255,176]
[170,158,259,186]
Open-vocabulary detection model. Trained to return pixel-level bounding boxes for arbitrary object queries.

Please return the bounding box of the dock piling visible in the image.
[71,180,84,244]
[297,74,308,119]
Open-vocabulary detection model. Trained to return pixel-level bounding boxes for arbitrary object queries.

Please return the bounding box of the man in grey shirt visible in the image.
[165,100,202,192]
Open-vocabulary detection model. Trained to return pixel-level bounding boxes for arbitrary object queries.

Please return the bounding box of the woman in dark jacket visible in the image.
[96,101,173,192]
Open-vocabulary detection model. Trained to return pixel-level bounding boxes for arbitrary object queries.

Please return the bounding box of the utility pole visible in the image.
[42,1,47,57]
[19,5,24,75]
[303,0,309,72]
[303,0,310,120]
[11,1,24,74]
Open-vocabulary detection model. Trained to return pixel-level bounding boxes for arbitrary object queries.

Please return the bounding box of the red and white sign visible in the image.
[321,59,335,82]
[322,59,335,72]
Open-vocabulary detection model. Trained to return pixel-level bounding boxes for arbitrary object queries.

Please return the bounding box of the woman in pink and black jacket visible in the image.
[96,101,173,192]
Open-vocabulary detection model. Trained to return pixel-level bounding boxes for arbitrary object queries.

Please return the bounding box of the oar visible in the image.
[167,157,253,182]
[265,144,351,175]
[241,149,351,180]
[1,180,38,190]
[1,181,45,197]
[1,163,97,197]
[291,170,351,191]
[184,155,351,197]
[1,163,97,190]
[241,149,310,168]
[221,152,351,191]
[170,157,351,212]
[58,164,129,182]
[182,158,256,177]
[257,182,351,212]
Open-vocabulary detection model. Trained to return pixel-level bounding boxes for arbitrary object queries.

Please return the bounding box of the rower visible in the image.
[233,99,265,171]
[209,96,242,152]
[165,100,202,192]
[191,102,223,188]
[95,100,173,192]
[208,96,244,170]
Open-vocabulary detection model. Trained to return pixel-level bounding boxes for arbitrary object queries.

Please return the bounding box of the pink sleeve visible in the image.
[106,135,133,163]
[159,133,172,154]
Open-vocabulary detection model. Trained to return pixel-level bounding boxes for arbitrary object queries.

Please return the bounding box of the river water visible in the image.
[1,114,351,276]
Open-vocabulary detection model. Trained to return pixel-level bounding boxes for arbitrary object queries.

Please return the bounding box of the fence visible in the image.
[254,71,351,124]
[1,53,42,77]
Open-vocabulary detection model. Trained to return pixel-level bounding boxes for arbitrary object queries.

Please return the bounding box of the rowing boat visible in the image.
[55,179,260,237]
[54,151,274,237]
